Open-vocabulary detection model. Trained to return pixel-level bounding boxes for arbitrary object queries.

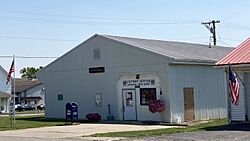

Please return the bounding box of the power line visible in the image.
[0,35,80,42]
[170,36,208,41]
[220,25,250,31]
[219,37,242,42]
[0,56,58,58]
[0,10,201,22]
[223,20,250,30]
[216,31,232,46]
[0,15,200,25]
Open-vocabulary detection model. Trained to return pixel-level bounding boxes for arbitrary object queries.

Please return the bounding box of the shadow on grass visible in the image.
[15,116,65,122]
[201,122,250,131]
[15,116,90,125]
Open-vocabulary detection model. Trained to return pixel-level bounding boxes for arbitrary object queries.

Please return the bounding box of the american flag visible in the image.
[6,60,14,85]
[228,66,240,106]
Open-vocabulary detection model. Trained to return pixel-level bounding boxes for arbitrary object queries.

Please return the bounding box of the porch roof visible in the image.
[216,38,250,66]
[0,91,12,98]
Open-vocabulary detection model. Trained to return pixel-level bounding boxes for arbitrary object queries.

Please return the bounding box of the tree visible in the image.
[20,66,43,79]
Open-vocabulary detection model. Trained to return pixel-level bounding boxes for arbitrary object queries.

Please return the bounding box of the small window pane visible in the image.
[94,48,100,59]
[57,94,63,101]
[126,92,133,106]
[140,88,156,105]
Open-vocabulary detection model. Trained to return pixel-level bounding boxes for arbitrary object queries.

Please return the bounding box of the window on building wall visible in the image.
[140,88,157,105]
[95,93,102,107]
[57,94,63,101]
[126,92,133,106]
[93,48,101,60]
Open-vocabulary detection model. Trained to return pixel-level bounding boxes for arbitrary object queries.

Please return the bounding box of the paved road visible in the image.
[1,130,250,141]
[124,131,250,141]
[123,123,250,141]
[0,122,249,141]
[0,123,174,140]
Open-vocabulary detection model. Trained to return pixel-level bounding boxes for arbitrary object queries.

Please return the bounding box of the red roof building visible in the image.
[216,38,250,122]
[216,38,250,66]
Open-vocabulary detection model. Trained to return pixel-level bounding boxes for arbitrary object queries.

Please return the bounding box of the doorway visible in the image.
[122,89,136,120]
[184,87,195,121]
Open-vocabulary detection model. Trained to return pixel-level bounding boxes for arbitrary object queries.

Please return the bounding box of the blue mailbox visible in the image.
[65,102,78,123]
[66,103,72,122]
[71,102,78,121]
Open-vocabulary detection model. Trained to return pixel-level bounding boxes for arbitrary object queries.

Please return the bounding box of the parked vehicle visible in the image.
[37,104,45,110]
[15,104,35,111]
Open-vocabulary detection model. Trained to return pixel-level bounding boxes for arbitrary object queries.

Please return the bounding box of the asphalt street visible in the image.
[0,123,249,141]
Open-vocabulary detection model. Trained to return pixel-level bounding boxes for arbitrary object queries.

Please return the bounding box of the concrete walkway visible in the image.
[0,123,178,139]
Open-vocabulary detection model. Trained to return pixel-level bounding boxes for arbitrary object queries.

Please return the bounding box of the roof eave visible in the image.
[170,59,215,65]
[214,63,250,68]
[0,91,12,98]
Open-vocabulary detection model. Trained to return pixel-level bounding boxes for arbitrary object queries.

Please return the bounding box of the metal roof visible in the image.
[216,38,250,66]
[37,34,235,76]
[12,78,42,93]
[102,35,233,63]
[0,65,8,76]
[0,91,11,98]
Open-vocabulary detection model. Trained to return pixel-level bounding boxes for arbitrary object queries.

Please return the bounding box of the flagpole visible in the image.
[10,71,13,128]
[13,55,16,124]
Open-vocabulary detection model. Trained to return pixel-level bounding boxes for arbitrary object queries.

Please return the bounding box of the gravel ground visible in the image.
[122,131,250,141]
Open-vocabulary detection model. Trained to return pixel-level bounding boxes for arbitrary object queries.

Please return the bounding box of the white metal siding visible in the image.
[169,65,227,122]
[38,36,171,121]
[230,72,245,121]
[25,84,45,106]
[0,69,11,94]
[244,72,250,120]
[0,69,11,113]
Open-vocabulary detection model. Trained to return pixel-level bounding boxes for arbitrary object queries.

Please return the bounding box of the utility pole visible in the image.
[201,20,220,46]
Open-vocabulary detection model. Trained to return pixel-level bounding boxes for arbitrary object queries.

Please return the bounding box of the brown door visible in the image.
[184,88,195,121]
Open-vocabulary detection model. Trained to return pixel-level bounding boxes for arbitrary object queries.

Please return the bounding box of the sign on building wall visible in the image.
[95,93,102,107]
[123,79,155,87]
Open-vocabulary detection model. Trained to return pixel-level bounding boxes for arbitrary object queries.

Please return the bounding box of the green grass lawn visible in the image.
[0,115,65,131]
[16,110,44,115]
[91,119,228,138]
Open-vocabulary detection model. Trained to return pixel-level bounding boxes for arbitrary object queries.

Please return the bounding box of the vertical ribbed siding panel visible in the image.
[169,65,227,123]
[244,72,250,120]
[231,72,245,121]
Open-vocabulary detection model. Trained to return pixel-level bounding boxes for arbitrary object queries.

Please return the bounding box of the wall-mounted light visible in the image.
[136,74,140,79]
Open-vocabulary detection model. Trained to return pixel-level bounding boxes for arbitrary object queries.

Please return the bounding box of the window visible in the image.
[57,94,63,101]
[126,92,133,106]
[93,48,100,59]
[140,88,157,105]
[95,93,102,107]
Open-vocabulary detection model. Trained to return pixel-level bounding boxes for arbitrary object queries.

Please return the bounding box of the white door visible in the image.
[123,89,136,120]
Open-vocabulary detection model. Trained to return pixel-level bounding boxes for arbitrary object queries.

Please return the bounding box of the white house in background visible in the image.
[13,78,44,107]
[0,65,12,113]
[37,34,233,123]
[216,38,250,122]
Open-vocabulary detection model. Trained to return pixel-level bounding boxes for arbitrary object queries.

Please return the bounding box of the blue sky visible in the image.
[1,0,250,77]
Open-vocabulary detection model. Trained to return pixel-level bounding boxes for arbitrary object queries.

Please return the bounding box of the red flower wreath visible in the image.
[148,100,165,113]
